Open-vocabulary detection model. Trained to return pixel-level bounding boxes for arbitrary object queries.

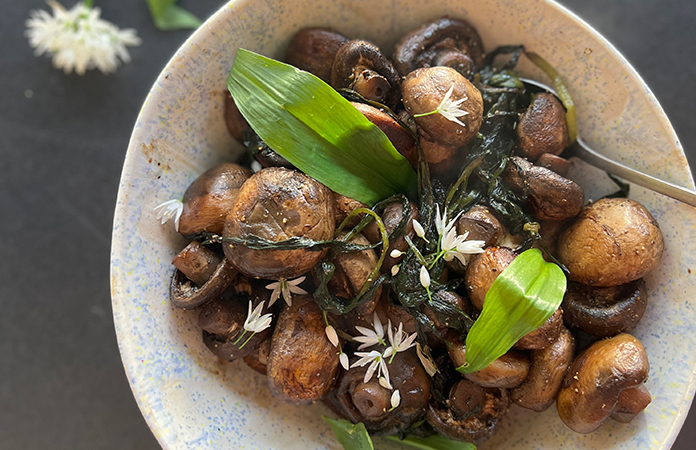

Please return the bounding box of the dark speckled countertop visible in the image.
[0,0,693,448]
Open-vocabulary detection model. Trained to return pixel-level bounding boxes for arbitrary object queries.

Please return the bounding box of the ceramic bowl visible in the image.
[111,0,696,448]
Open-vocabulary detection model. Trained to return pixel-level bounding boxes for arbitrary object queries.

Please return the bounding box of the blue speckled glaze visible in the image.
[110,0,696,449]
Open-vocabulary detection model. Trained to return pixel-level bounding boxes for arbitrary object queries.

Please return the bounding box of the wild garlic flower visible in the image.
[390,265,400,276]
[435,205,485,265]
[25,1,141,75]
[353,312,386,350]
[389,249,403,259]
[243,300,273,334]
[379,376,393,390]
[351,350,390,385]
[416,343,439,377]
[390,389,401,409]
[154,199,184,232]
[385,322,418,357]
[266,276,307,307]
[413,84,469,127]
[419,265,431,289]
[412,219,426,239]
[339,352,350,371]
[325,324,339,347]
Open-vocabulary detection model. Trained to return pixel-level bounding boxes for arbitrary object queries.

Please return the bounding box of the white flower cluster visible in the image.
[26,1,141,75]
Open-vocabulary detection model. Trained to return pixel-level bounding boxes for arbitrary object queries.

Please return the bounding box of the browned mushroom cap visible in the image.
[351,102,417,168]
[402,67,483,148]
[331,40,401,109]
[457,205,504,248]
[393,17,485,77]
[465,246,517,310]
[224,92,249,144]
[536,153,571,177]
[325,351,430,435]
[562,279,648,338]
[558,198,664,286]
[327,232,382,310]
[510,327,575,411]
[266,295,339,404]
[169,257,236,310]
[513,308,563,350]
[502,156,584,222]
[426,385,510,443]
[516,93,568,162]
[557,333,650,434]
[610,384,652,423]
[286,28,349,83]
[244,129,295,169]
[531,219,568,260]
[333,193,369,228]
[243,335,272,375]
[418,136,461,180]
[222,167,335,279]
[179,163,252,236]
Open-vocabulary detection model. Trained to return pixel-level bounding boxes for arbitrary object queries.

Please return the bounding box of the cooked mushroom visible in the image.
[178,163,252,236]
[351,102,417,168]
[562,279,648,338]
[327,232,382,307]
[536,153,571,177]
[516,93,568,162]
[514,308,563,350]
[465,246,517,310]
[222,167,335,279]
[266,295,340,404]
[426,385,510,443]
[456,205,504,248]
[243,128,294,169]
[169,256,236,310]
[510,327,575,411]
[172,240,222,286]
[364,200,419,274]
[325,351,431,434]
[333,193,369,228]
[502,156,584,222]
[610,384,652,423]
[224,92,249,144]
[401,66,483,149]
[556,333,650,434]
[531,219,568,259]
[393,17,485,77]
[331,40,401,109]
[286,28,349,83]
[243,336,272,375]
[558,198,665,286]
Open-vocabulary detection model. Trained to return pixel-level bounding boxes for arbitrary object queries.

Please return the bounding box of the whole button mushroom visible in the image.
[465,246,517,310]
[562,279,648,338]
[222,167,334,279]
[516,93,569,162]
[266,296,340,404]
[178,163,252,236]
[350,102,417,168]
[502,156,584,222]
[286,28,349,83]
[327,232,382,306]
[393,17,485,77]
[331,40,401,109]
[558,198,665,286]
[556,333,650,434]
[510,327,575,411]
[224,92,249,144]
[456,205,504,249]
[514,308,563,350]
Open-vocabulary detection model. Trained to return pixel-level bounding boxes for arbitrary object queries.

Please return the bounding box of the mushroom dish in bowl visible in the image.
[110,0,696,449]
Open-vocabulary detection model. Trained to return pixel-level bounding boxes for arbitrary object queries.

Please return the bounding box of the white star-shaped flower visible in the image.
[383,322,417,360]
[351,350,390,385]
[266,276,307,307]
[243,300,273,334]
[413,84,470,127]
[353,312,386,350]
[154,199,184,232]
[25,1,141,75]
[435,205,485,266]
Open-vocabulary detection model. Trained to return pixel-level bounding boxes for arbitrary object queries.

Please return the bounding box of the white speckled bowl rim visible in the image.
[111,0,696,449]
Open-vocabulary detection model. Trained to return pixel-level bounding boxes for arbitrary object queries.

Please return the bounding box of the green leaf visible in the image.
[384,434,476,450]
[146,0,202,31]
[227,49,418,206]
[458,248,566,373]
[323,417,374,450]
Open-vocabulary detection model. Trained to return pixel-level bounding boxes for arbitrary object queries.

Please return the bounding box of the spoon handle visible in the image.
[570,137,696,207]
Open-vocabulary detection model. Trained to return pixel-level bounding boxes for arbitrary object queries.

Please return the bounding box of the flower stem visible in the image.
[233,330,247,346]
[83,0,94,8]
[239,331,256,349]
[413,109,439,118]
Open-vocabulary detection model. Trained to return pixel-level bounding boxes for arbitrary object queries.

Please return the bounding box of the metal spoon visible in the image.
[520,78,696,207]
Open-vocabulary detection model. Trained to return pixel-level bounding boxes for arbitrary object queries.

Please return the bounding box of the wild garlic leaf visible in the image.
[146,0,201,30]
[384,434,477,450]
[458,248,566,374]
[323,417,374,450]
[227,49,417,206]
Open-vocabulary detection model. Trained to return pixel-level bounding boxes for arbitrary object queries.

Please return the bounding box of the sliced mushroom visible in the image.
[562,279,648,338]
[331,40,401,109]
[222,167,335,279]
[169,257,236,310]
[179,163,252,236]
[266,295,339,404]
[516,93,568,162]
[558,198,665,286]
[351,102,417,168]
[286,28,349,83]
[610,384,652,423]
[465,247,517,310]
[556,333,650,434]
[510,327,575,411]
[224,92,249,143]
[514,308,563,350]
[502,156,584,222]
[393,17,485,77]
[426,386,510,443]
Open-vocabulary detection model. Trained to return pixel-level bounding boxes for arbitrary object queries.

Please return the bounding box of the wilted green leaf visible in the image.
[146,0,201,31]
[227,49,417,206]
[323,417,374,450]
[384,434,476,450]
[458,248,566,373]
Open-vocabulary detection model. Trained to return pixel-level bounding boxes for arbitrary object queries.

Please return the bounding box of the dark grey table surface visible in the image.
[1,0,694,448]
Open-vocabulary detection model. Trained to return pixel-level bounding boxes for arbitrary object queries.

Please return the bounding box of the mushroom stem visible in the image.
[351,68,391,104]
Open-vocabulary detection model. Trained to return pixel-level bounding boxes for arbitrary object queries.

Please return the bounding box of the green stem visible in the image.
[413,109,439,118]
[83,0,94,8]
[239,331,256,349]
[233,330,247,346]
